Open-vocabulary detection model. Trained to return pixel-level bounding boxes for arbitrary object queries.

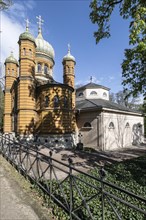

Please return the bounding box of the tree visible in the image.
[0,0,13,10]
[90,0,146,99]
[109,90,141,109]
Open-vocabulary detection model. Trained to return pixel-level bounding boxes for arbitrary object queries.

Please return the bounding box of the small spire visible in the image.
[10,51,14,57]
[36,15,44,34]
[68,43,71,54]
[9,47,14,56]
[90,76,93,83]
[25,18,30,32]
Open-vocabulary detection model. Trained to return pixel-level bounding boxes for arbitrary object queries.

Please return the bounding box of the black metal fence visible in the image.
[0,133,146,220]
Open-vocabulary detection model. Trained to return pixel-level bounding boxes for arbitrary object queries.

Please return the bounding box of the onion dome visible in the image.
[5,52,18,66]
[19,31,35,43]
[35,33,55,60]
[19,18,35,43]
[35,15,55,60]
[63,44,75,62]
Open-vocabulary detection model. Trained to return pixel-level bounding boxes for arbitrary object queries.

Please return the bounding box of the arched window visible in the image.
[29,49,32,57]
[90,91,97,95]
[39,97,42,108]
[37,63,42,73]
[64,96,68,108]
[23,48,26,56]
[78,92,83,97]
[12,69,14,75]
[45,96,49,107]
[54,95,59,108]
[44,64,48,74]
[103,92,107,97]
[125,122,130,128]
[83,122,91,127]
[8,68,10,74]
[109,122,114,129]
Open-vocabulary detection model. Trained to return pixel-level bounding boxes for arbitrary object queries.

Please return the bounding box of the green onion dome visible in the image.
[5,52,18,66]
[35,33,55,60]
[63,45,75,62]
[19,30,35,43]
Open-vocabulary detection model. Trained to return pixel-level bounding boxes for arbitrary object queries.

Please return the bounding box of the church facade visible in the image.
[3,17,144,150]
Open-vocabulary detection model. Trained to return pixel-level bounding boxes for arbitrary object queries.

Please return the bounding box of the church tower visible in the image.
[62,45,76,108]
[62,45,76,133]
[4,52,18,133]
[17,19,37,136]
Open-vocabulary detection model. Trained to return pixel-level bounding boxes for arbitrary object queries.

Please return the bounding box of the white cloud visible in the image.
[0,1,36,77]
[108,76,115,82]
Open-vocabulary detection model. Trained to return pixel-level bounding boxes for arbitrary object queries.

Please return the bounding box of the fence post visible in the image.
[1,133,3,152]
[49,151,53,198]
[99,165,106,220]
[68,157,73,220]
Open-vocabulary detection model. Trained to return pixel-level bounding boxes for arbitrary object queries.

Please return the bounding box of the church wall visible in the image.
[76,111,102,149]
[4,62,18,133]
[35,56,54,73]
[76,110,144,151]
[36,86,75,135]
[85,88,109,100]
[102,112,144,151]
[17,38,37,135]
[17,79,37,135]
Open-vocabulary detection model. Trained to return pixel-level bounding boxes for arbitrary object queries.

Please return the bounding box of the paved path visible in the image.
[0,156,51,220]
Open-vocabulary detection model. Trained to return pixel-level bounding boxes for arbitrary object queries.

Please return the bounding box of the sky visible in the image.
[1,0,130,93]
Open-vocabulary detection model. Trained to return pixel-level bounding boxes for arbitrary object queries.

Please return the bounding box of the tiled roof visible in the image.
[76,98,141,114]
[76,82,110,91]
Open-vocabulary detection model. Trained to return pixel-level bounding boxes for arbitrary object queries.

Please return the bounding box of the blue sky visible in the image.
[1,0,130,93]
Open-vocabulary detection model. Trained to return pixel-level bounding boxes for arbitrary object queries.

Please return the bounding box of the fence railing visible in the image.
[0,133,146,220]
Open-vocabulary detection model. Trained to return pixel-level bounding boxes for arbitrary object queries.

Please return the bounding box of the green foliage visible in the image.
[89,0,146,99]
[0,0,13,10]
[35,155,146,219]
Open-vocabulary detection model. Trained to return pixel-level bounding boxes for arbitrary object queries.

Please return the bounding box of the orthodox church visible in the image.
[4,16,76,147]
[3,16,144,150]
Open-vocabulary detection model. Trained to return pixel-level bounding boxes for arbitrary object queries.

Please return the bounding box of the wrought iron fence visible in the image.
[0,133,146,220]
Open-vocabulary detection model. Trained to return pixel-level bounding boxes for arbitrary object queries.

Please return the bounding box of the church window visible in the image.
[109,122,115,129]
[12,96,14,109]
[83,122,91,128]
[78,92,83,97]
[45,96,49,107]
[39,97,42,108]
[90,91,97,95]
[54,95,59,108]
[125,122,130,128]
[44,64,48,74]
[37,63,42,73]
[29,49,32,57]
[12,69,14,75]
[23,48,26,56]
[103,92,107,97]
[64,96,68,108]
[8,68,10,74]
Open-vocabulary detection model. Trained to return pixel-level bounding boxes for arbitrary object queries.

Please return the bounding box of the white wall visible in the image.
[76,110,144,151]
[102,112,144,150]
[76,88,109,100]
